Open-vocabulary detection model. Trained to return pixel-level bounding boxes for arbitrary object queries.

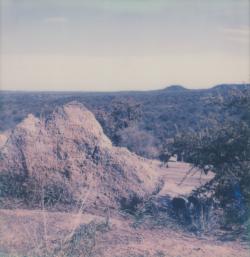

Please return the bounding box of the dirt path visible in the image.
[152,161,214,197]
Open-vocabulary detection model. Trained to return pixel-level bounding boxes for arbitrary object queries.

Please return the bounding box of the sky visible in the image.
[0,0,249,91]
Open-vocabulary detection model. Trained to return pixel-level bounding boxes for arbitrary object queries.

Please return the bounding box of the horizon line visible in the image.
[1,83,250,94]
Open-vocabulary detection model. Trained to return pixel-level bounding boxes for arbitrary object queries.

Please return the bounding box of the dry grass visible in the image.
[0,209,249,257]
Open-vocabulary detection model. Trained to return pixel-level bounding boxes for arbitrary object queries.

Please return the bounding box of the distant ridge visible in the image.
[211,83,250,91]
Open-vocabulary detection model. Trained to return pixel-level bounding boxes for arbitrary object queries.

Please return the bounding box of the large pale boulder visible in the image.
[0,102,159,209]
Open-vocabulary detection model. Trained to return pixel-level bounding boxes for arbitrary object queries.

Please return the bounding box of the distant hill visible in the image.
[0,84,249,158]
[162,85,189,92]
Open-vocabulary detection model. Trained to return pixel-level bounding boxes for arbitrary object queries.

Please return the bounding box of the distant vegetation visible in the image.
[1,84,249,160]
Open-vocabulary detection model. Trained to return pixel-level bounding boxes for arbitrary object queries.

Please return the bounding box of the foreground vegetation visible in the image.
[173,91,250,234]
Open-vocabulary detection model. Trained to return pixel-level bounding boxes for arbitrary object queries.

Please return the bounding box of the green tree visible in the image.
[173,92,250,225]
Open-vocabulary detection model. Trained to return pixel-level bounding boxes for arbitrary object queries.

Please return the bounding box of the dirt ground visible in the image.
[0,208,249,257]
[0,163,248,257]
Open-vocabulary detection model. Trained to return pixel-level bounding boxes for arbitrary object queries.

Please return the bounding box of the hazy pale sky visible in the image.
[0,0,249,91]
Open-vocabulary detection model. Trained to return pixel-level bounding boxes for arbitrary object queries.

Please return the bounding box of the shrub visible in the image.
[120,194,143,214]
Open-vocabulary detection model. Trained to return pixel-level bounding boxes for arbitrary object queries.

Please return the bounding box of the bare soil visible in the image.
[0,163,247,257]
[0,208,249,257]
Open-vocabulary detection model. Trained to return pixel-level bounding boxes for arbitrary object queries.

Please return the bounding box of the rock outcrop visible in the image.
[0,102,160,209]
